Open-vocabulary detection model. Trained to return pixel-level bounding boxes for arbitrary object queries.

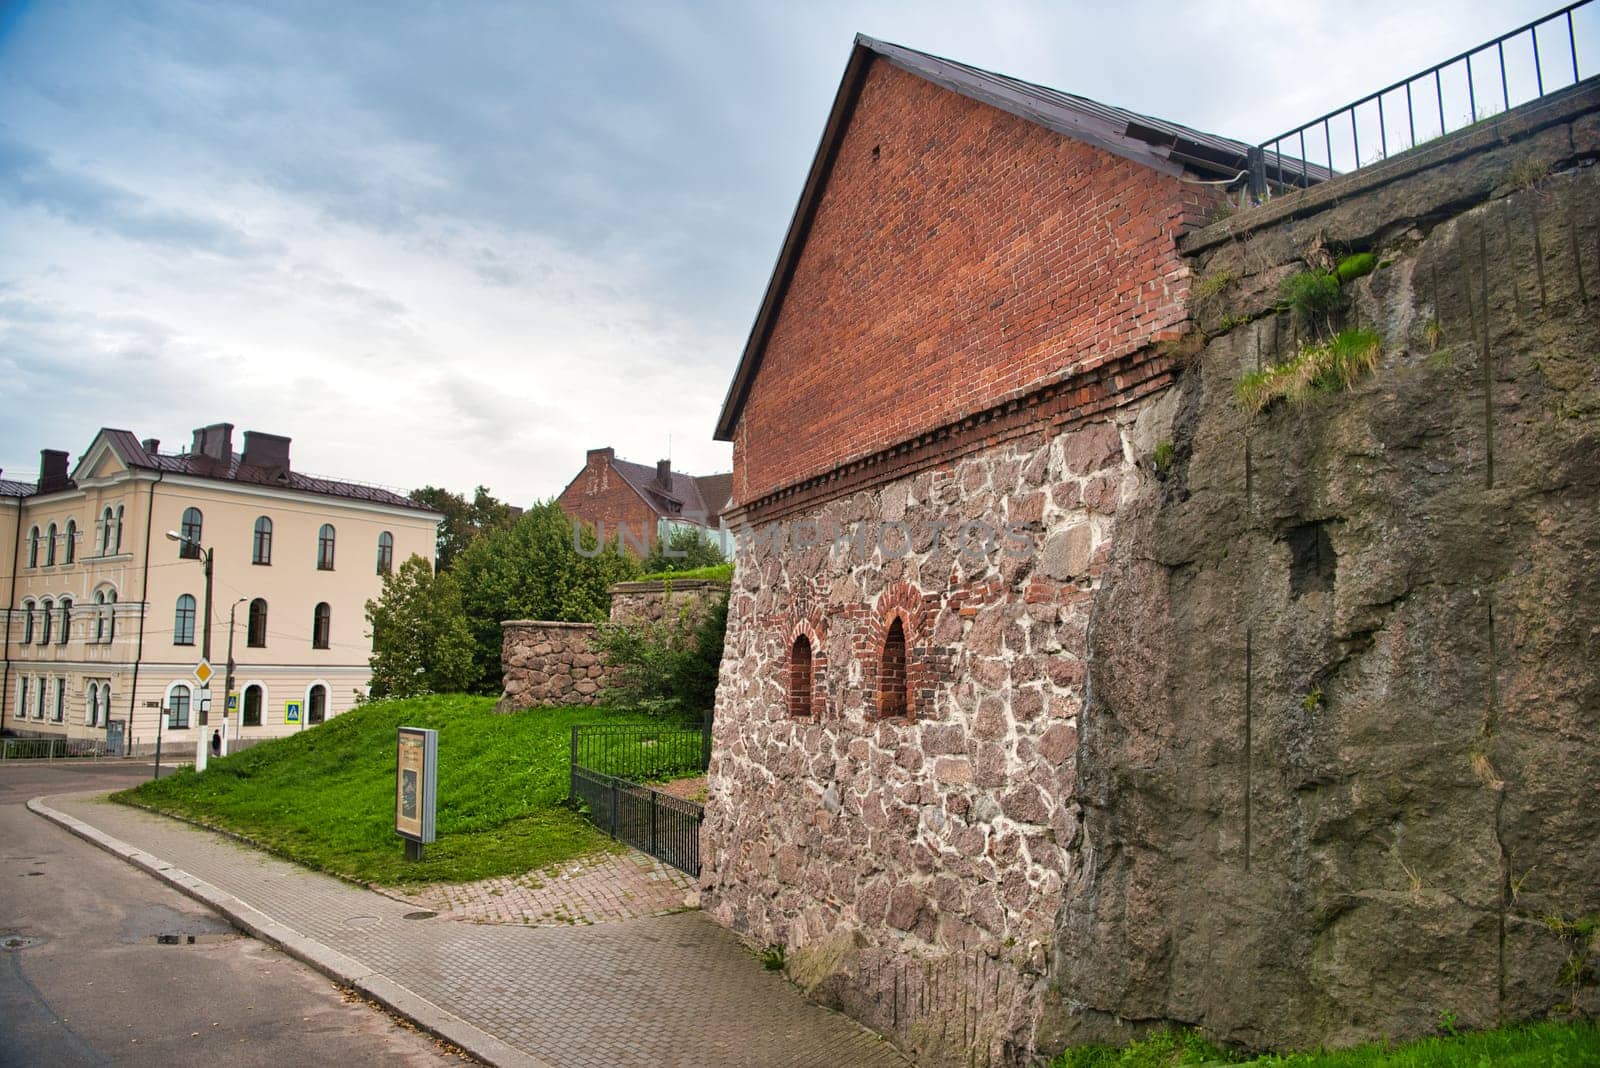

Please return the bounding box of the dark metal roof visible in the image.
[713,35,1312,444]
[90,429,431,512]
[0,479,35,498]
[609,458,731,524]
[860,35,1262,181]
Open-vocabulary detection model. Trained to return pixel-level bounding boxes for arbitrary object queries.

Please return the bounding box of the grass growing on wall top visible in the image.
[1050,1020,1600,1067]
[637,562,734,582]
[113,695,660,885]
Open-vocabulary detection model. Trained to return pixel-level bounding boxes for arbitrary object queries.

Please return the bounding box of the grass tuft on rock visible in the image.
[112,695,661,885]
[637,562,734,582]
[1237,329,1382,414]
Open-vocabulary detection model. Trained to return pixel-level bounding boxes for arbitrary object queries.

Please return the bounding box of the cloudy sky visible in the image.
[0,0,1582,502]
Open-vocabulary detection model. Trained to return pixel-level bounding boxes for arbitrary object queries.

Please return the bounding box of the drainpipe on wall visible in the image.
[1,497,22,725]
[126,471,162,751]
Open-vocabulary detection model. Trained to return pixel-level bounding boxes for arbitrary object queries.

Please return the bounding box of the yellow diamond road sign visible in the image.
[193,659,214,686]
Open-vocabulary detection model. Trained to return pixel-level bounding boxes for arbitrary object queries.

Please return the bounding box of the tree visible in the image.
[640,525,727,574]
[366,554,476,697]
[453,500,639,693]
[408,484,517,571]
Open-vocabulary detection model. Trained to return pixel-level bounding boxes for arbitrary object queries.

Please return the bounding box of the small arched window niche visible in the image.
[877,617,911,721]
[789,634,814,718]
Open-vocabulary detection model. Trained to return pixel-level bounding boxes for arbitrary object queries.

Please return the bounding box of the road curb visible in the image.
[29,795,553,1068]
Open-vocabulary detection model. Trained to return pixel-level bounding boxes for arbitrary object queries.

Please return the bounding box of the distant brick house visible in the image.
[556,447,732,555]
[699,35,1270,1065]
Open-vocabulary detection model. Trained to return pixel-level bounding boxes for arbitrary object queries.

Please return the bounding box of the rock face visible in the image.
[1048,149,1600,1045]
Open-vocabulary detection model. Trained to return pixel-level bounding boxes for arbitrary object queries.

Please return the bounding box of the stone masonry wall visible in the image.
[496,621,606,710]
[701,405,1168,1066]
[497,578,732,712]
[608,578,729,629]
[704,77,1598,1067]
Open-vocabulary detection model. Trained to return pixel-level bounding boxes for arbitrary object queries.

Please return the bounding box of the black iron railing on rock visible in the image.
[1248,1,1596,197]
[568,719,710,876]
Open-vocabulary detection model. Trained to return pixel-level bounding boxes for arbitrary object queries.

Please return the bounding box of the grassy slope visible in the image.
[113,695,658,885]
[1053,1021,1600,1068]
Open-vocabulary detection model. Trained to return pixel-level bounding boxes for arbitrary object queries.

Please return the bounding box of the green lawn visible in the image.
[112,695,661,886]
[1052,1021,1600,1068]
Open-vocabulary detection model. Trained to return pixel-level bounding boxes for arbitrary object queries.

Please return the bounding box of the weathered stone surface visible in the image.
[1047,164,1600,1052]
[496,622,606,710]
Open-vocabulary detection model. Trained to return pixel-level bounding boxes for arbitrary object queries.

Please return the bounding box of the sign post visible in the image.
[395,727,438,862]
[193,660,213,771]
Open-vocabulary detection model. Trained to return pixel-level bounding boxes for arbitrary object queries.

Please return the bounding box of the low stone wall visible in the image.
[497,578,732,713]
[609,578,730,627]
[496,621,607,711]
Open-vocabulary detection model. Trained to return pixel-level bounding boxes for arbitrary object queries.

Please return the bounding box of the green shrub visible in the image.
[1280,269,1341,325]
[593,592,728,717]
[641,526,727,575]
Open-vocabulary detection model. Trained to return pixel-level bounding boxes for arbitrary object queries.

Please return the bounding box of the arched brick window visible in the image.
[879,617,909,719]
[253,516,273,565]
[789,634,814,718]
[45,523,57,566]
[317,524,336,570]
[376,531,394,575]
[312,602,331,649]
[64,519,76,563]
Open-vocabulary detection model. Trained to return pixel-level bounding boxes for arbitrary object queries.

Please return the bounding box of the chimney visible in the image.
[586,446,614,470]
[190,423,235,464]
[656,459,672,490]
[38,449,70,493]
[141,438,160,455]
[241,431,292,473]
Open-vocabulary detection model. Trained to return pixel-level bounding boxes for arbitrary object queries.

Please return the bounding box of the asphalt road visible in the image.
[0,759,468,1067]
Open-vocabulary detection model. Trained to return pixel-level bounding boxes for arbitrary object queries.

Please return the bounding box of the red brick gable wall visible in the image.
[556,452,658,554]
[732,59,1210,506]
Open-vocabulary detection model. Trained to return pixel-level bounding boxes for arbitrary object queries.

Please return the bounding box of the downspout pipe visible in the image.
[127,471,162,750]
[1,496,22,726]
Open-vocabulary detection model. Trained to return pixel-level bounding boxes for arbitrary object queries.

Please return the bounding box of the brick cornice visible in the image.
[728,345,1176,527]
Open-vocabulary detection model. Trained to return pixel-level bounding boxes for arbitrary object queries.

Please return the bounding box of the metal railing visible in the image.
[570,720,710,783]
[0,737,109,760]
[570,766,704,877]
[568,719,710,876]
[1250,1,1595,196]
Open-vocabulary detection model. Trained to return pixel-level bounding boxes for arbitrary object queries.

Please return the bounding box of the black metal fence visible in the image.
[568,719,710,876]
[570,720,710,783]
[1250,1,1596,196]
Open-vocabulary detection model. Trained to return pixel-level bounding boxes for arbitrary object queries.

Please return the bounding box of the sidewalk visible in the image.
[33,792,910,1068]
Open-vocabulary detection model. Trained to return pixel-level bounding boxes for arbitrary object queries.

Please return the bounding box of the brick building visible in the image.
[700,35,1265,1064]
[556,447,732,555]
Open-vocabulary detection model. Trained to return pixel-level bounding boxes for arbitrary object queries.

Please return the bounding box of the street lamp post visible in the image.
[166,529,215,768]
[224,597,247,755]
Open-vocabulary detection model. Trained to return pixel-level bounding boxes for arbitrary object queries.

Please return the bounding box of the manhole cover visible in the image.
[403,911,436,920]
[2,935,41,950]
[345,915,381,929]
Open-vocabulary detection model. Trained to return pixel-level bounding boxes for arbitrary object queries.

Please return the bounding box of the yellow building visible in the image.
[2,423,441,753]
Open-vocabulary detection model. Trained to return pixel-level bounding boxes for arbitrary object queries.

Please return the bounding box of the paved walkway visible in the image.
[36,793,910,1068]
[383,849,696,927]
